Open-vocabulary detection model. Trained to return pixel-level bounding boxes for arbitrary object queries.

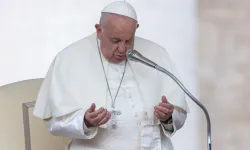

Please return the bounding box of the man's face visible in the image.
[95,13,139,64]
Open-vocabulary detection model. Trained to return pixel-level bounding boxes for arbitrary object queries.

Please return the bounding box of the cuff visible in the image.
[161,121,174,131]
[81,111,98,139]
[160,108,186,138]
[82,118,98,136]
[160,118,176,138]
[45,109,98,140]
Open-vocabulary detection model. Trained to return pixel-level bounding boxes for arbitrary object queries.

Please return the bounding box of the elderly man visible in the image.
[33,1,189,150]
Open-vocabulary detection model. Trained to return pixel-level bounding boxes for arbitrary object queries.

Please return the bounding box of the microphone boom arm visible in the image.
[127,50,212,150]
[156,65,212,150]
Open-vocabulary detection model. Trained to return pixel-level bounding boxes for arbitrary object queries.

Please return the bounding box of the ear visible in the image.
[95,24,102,38]
[95,24,101,31]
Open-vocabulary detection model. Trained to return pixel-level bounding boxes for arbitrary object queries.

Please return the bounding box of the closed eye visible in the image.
[109,37,133,44]
[110,38,121,43]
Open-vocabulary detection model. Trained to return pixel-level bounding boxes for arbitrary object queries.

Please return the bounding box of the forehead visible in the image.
[103,14,137,39]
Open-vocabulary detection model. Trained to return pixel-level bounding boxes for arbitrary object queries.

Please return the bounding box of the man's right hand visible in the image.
[84,103,111,128]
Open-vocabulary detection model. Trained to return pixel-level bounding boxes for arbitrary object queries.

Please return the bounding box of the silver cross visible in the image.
[110,110,121,129]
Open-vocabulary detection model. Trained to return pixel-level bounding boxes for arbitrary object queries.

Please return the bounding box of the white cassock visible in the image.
[33,33,190,150]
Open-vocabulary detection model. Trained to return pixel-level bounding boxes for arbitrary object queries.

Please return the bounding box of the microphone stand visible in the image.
[127,50,212,150]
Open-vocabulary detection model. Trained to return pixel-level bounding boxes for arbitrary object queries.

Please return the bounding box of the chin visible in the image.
[111,58,125,64]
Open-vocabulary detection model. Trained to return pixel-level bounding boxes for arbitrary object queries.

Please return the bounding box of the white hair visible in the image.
[99,12,137,30]
[99,12,110,27]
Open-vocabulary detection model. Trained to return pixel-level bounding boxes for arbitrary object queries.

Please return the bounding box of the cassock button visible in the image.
[116,110,121,115]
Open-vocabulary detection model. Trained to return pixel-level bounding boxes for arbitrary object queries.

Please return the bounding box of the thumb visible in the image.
[161,95,168,103]
[88,103,96,113]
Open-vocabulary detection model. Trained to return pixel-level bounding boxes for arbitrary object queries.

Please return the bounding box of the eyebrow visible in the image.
[110,37,120,41]
[109,37,132,42]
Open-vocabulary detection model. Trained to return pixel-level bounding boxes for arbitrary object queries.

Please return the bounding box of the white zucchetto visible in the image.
[101,1,137,21]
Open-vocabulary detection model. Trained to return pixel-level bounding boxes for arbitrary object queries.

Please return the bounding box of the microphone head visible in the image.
[126,49,140,61]
[126,49,133,58]
[126,49,157,67]
[126,49,141,57]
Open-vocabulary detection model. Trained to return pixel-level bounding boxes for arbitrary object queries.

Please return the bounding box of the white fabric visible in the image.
[44,56,187,149]
[33,32,189,149]
[101,1,137,21]
[33,33,189,120]
[45,109,186,150]
[45,109,98,140]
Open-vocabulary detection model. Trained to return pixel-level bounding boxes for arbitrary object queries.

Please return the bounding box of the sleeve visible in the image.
[158,47,190,114]
[160,108,187,137]
[44,108,98,140]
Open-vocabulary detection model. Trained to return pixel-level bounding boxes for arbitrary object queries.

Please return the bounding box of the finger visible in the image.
[154,110,167,121]
[155,106,173,115]
[91,109,108,124]
[159,102,174,110]
[154,111,160,119]
[161,96,174,109]
[155,109,168,119]
[88,107,105,118]
[161,95,168,103]
[98,111,111,125]
[88,103,96,113]
[92,109,108,125]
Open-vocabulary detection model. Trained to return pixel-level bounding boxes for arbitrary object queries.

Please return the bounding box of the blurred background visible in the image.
[0,0,249,150]
[199,0,250,150]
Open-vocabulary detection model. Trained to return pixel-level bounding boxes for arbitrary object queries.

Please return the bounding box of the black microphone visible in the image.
[126,49,212,150]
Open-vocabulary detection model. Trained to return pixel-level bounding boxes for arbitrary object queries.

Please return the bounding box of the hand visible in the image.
[84,103,111,128]
[154,95,174,122]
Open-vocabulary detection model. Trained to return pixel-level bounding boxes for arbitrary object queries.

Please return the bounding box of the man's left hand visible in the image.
[154,95,174,122]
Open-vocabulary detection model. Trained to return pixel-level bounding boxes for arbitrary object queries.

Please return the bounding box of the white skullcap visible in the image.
[101,1,137,21]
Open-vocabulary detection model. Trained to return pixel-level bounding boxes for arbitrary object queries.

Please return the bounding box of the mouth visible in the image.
[115,55,126,59]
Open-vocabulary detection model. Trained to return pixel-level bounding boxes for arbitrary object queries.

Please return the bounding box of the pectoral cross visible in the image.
[110,110,121,129]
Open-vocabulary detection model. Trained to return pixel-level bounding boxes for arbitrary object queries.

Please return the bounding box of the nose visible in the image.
[117,42,127,54]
